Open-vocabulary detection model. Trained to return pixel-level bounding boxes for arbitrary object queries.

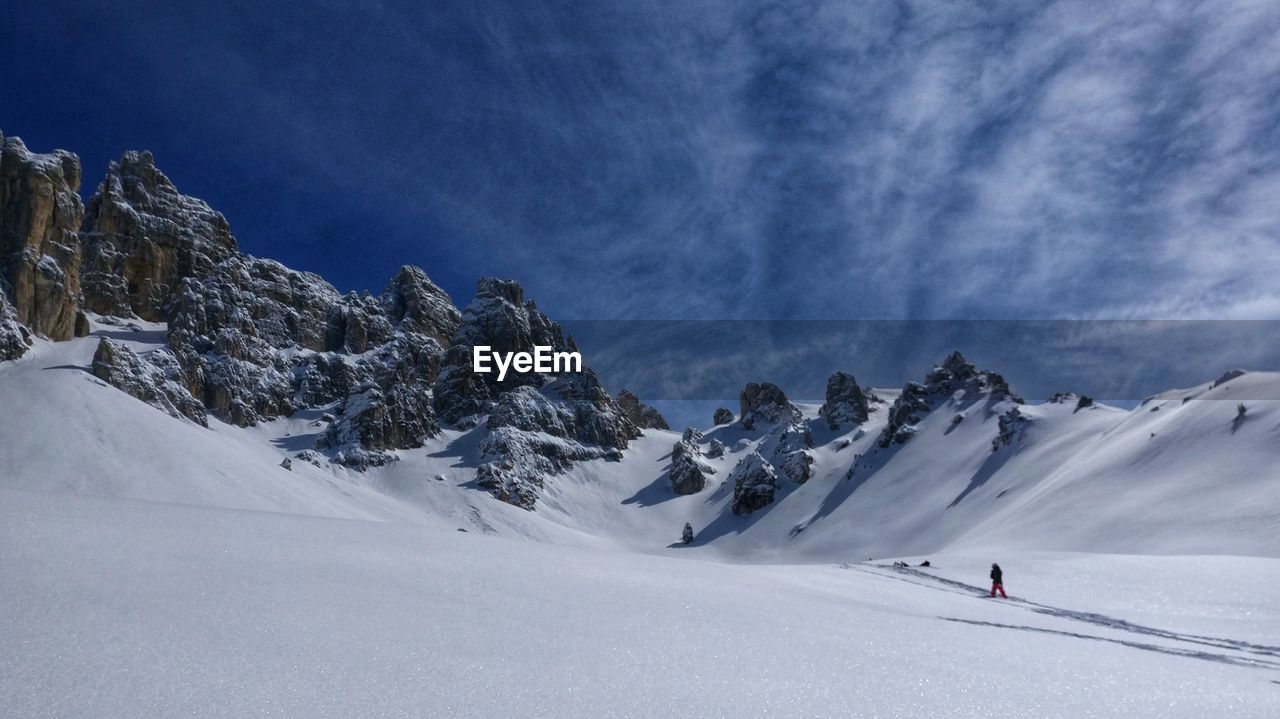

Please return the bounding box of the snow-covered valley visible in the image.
[4,132,1280,716]
[4,326,1280,717]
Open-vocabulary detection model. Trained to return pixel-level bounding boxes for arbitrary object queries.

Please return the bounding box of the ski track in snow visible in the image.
[845,563,1280,670]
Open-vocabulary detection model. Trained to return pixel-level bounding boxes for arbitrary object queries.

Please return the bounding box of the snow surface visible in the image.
[4,325,1280,716]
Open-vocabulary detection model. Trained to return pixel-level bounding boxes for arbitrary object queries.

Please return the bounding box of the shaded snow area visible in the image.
[5,327,1280,716]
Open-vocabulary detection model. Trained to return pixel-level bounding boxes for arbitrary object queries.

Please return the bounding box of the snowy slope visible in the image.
[4,489,1278,718]
[5,323,1280,560]
[7,324,1280,716]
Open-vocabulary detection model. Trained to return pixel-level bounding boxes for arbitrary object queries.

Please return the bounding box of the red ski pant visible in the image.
[990,582,1007,598]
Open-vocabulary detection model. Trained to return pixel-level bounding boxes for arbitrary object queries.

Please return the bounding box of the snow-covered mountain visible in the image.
[7,133,1280,717]
[4,132,1280,562]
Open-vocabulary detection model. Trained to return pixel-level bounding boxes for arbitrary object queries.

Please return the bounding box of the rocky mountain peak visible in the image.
[80,148,239,320]
[381,265,460,346]
[0,134,88,341]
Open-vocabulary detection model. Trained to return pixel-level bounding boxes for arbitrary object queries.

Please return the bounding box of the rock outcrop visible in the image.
[434,278,639,507]
[739,382,800,430]
[730,451,779,515]
[319,382,439,469]
[879,351,1022,448]
[80,150,238,320]
[0,135,87,340]
[992,406,1029,452]
[617,389,669,430]
[0,291,31,360]
[818,371,870,430]
[90,338,208,425]
[669,427,713,495]
[713,407,734,425]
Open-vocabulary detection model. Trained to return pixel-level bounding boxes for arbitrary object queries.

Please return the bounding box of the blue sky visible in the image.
[5,1,1280,321]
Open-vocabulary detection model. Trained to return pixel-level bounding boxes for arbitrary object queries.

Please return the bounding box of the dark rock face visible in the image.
[992,406,1028,452]
[381,265,460,347]
[923,351,1021,401]
[1213,369,1246,387]
[706,438,726,458]
[669,427,713,495]
[434,278,639,508]
[879,351,1023,448]
[713,407,734,425]
[819,371,870,430]
[433,277,569,425]
[319,382,439,469]
[739,382,799,430]
[730,451,779,515]
[617,389,670,430]
[0,292,31,361]
[91,338,207,425]
[80,150,238,321]
[165,256,344,426]
[0,135,87,341]
[879,382,930,447]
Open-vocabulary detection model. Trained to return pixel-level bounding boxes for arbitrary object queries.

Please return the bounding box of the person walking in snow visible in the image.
[681,523,694,544]
[989,563,1008,598]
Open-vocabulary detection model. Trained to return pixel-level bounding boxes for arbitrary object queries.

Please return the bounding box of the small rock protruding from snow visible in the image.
[819,371,871,430]
[706,438,727,458]
[713,407,734,425]
[279,457,293,471]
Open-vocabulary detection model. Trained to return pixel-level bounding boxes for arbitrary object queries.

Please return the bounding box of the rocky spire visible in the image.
[80,149,239,321]
[0,134,87,340]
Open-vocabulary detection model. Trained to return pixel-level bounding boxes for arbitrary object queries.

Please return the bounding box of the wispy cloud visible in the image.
[6,1,1280,320]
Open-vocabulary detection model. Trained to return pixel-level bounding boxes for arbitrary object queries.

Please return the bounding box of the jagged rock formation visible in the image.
[0,291,31,360]
[433,278,572,425]
[617,389,669,430]
[669,427,713,495]
[430,278,638,508]
[381,265,460,346]
[879,351,1022,448]
[713,407,734,425]
[90,338,207,425]
[739,382,800,430]
[723,414,814,514]
[879,382,930,447]
[730,451,779,515]
[0,135,87,340]
[319,382,439,469]
[80,150,238,320]
[819,371,870,430]
[771,422,815,484]
[706,438,726,459]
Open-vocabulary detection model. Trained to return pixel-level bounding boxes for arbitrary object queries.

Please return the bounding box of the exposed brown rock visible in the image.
[0,134,86,340]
